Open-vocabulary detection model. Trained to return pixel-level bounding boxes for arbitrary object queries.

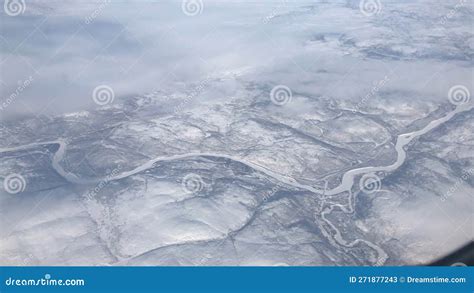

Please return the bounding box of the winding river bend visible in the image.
[2,103,471,196]
[1,102,472,265]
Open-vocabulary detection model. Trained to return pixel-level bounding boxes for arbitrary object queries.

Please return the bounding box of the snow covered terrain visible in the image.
[0,0,473,266]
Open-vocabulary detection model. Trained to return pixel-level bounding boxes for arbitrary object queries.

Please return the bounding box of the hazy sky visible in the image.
[0,0,472,120]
